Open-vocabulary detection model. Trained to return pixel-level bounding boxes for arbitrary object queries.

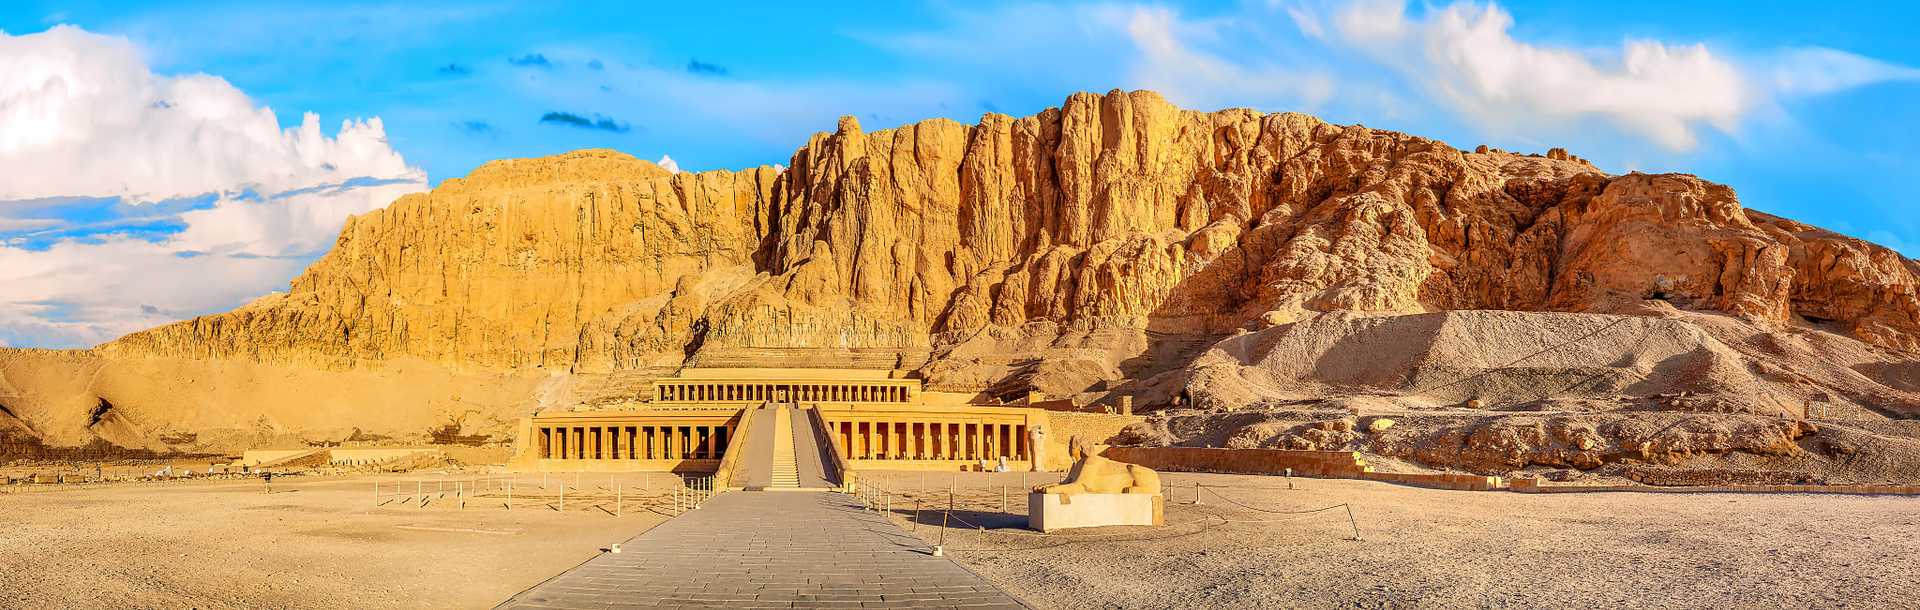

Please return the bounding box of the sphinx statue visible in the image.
[1037,435,1161,496]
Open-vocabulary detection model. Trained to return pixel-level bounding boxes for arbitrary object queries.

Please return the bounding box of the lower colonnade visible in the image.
[509,368,1053,474]
[824,418,1031,462]
[535,423,730,460]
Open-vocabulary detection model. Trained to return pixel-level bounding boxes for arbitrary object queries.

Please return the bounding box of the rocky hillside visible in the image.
[5,90,1918,480]
[107,90,1920,372]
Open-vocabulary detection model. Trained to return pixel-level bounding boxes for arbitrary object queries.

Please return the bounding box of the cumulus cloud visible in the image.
[1313,1,1920,152]
[0,26,424,348]
[1325,1,1747,151]
[0,26,416,202]
[655,155,681,174]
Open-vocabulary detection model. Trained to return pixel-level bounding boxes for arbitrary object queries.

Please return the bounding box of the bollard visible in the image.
[913,499,920,532]
[934,511,948,557]
[373,480,379,506]
[616,481,623,516]
[508,479,514,510]
[560,482,566,512]
[459,482,465,509]
[1194,481,1202,505]
[1000,483,1006,513]
[885,492,891,515]
[1346,505,1363,541]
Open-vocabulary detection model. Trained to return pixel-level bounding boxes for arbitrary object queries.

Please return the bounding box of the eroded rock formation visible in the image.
[4,90,1917,476]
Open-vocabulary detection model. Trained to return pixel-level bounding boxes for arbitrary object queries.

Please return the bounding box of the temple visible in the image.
[509,368,1133,487]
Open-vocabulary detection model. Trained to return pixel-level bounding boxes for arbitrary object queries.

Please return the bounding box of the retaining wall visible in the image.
[1512,478,1920,495]
[1099,446,1369,478]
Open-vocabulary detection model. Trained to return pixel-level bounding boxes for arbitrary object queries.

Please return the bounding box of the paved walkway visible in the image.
[497,492,1027,609]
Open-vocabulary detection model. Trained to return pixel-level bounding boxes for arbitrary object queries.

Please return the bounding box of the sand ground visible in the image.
[5,469,1916,609]
[0,471,679,609]
[857,470,1920,609]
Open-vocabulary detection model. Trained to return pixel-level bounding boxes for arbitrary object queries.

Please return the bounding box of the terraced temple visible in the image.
[509,368,1114,487]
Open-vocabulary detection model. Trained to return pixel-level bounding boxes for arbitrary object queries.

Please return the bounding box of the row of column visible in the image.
[834,420,1028,462]
[539,424,730,460]
[656,382,908,403]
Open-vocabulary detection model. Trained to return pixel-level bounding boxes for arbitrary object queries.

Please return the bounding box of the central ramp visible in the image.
[496,493,1026,609]
[739,404,838,491]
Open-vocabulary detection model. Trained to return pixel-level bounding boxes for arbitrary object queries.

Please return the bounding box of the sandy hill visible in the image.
[2,90,1916,482]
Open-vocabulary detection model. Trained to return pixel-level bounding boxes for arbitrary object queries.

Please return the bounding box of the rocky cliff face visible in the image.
[105,90,1920,374]
[8,89,1919,479]
[105,151,780,369]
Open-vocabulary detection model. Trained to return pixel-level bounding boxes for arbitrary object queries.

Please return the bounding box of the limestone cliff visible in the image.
[6,89,1918,478]
[104,90,1920,372]
[106,151,780,369]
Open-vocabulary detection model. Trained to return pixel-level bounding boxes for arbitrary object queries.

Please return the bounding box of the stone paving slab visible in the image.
[498,492,1028,609]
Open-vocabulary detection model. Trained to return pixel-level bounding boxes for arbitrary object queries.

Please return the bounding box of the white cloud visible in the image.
[1328,1,1748,151]
[0,26,425,348]
[1312,1,1920,152]
[1769,47,1920,96]
[0,26,418,202]
[0,237,310,348]
[655,154,681,174]
[1122,7,1336,111]
[860,3,1343,118]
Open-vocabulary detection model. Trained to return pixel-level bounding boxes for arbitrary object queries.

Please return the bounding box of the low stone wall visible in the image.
[1512,478,1920,495]
[1045,412,1147,471]
[1099,446,1368,478]
[1361,471,1506,491]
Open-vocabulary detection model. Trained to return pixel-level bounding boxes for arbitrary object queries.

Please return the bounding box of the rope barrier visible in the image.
[844,471,1366,550]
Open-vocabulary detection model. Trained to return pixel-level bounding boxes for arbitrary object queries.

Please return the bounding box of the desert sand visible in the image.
[0,471,677,609]
[857,470,1920,609]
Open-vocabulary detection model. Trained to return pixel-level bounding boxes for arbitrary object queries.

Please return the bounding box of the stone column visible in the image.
[848,422,864,460]
[936,422,952,460]
[704,425,717,459]
[985,423,997,459]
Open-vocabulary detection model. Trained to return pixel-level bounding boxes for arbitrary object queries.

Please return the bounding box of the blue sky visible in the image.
[1,1,1917,348]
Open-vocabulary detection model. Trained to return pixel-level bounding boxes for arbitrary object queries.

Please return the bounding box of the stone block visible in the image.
[1027,492,1163,532]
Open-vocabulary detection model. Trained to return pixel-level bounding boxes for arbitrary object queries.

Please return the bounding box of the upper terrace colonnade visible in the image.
[653,369,918,404]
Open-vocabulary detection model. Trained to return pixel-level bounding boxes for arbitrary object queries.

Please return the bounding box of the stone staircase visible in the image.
[768,407,801,489]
